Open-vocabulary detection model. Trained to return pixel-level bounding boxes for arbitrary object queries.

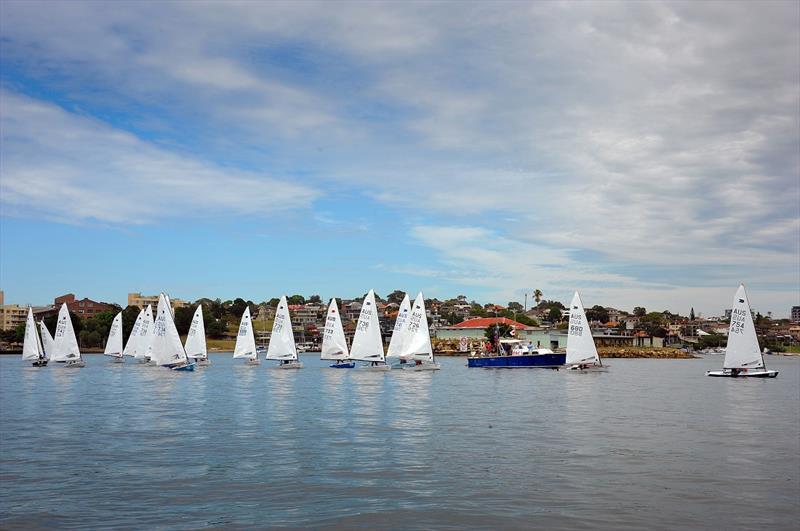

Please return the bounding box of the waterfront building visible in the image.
[0,291,28,331]
[792,306,800,323]
[128,292,188,310]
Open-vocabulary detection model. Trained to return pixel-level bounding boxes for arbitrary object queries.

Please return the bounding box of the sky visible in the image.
[1,1,798,317]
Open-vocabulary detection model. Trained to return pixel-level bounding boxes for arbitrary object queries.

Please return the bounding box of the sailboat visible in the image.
[52,303,85,368]
[321,298,353,368]
[266,296,302,369]
[103,311,124,363]
[565,291,607,371]
[21,307,47,367]
[401,292,441,370]
[149,293,195,371]
[122,308,145,360]
[135,305,155,364]
[707,285,778,378]
[349,289,389,370]
[233,306,260,365]
[184,305,209,366]
[39,321,54,362]
[385,293,411,369]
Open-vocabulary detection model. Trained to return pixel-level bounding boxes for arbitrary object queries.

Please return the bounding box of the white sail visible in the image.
[401,292,434,362]
[349,289,384,362]
[21,307,43,361]
[51,303,81,362]
[321,298,349,360]
[39,321,54,359]
[184,305,207,359]
[565,291,601,365]
[122,308,145,357]
[135,305,155,359]
[267,296,298,360]
[233,306,257,359]
[724,285,764,369]
[386,294,411,359]
[149,293,188,366]
[103,312,124,358]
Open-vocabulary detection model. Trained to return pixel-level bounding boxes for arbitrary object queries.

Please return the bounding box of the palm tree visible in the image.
[533,289,543,306]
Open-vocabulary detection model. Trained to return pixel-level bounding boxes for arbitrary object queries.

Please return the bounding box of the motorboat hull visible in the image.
[468,353,566,368]
[707,369,778,378]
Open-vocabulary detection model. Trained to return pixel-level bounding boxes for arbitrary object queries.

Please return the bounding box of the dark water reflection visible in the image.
[1,355,798,529]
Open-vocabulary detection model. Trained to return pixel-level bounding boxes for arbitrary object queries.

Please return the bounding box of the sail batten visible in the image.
[321,298,349,360]
[266,296,298,360]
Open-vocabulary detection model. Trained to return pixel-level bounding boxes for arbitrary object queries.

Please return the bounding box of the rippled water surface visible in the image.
[1,354,798,529]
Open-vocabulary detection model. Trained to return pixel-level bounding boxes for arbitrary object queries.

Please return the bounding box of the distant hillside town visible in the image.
[1,290,799,353]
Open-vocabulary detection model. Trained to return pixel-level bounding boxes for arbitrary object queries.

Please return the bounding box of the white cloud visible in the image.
[0,91,318,223]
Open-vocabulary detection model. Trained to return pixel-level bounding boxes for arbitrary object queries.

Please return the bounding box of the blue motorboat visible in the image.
[468,345,565,369]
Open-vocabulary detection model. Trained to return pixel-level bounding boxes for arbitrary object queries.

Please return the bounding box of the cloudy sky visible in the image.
[1,1,798,316]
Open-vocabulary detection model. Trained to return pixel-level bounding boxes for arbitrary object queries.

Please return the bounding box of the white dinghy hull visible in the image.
[360,363,391,371]
[65,359,86,368]
[245,358,261,366]
[196,358,210,367]
[273,361,303,369]
[707,369,778,378]
[403,362,441,371]
[110,357,124,363]
[567,363,609,372]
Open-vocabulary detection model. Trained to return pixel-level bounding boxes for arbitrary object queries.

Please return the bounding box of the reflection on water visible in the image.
[0,354,797,529]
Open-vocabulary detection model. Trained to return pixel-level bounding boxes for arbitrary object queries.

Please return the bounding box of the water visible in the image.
[1,355,798,530]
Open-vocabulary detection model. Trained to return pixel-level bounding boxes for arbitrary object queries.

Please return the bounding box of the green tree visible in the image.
[533,289,543,304]
[14,322,26,343]
[43,310,83,338]
[174,306,196,336]
[122,305,141,343]
[548,307,562,322]
[308,294,322,304]
[689,307,695,321]
[230,298,248,317]
[386,290,406,305]
[585,305,609,323]
[206,318,227,339]
[507,301,523,312]
[633,306,647,317]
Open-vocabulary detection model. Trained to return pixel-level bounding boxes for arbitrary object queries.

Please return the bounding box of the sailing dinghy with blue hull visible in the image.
[321,298,354,368]
[707,285,777,378]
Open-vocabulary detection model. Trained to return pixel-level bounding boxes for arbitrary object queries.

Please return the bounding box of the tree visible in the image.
[484,323,513,346]
[507,302,523,312]
[287,294,305,305]
[267,297,280,307]
[585,305,609,323]
[386,290,406,305]
[206,318,227,339]
[308,294,322,304]
[43,310,83,338]
[533,289,543,305]
[689,307,695,321]
[174,306,196,336]
[548,307,562,322]
[633,306,647,317]
[14,323,26,343]
[122,305,141,344]
[230,298,248,317]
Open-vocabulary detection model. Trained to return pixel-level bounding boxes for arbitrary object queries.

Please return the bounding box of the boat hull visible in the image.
[468,353,566,368]
[244,358,261,366]
[31,359,48,367]
[196,358,210,367]
[329,361,355,368]
[274,361,303,369]
[404,362,441,371]
[65,359,86,368]
[567,363,609,372]
[707,369,778,378]
[360,363,391,371]
[109,357,124,363]
[170,362,196,371]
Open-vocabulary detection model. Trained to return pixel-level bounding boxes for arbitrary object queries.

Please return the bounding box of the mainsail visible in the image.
[349,289,384,362]
[184,305,207,360]
[122,308,145,358]
[401,292,434,362]
[135,305,155,360]
[321,298,349,361]
[51,303,81,362]
[723,284,764,369]
[386,293,411,359]
[233,306,257,359]
[148,293,188,366]
[565,291,601,366]
[39,321,54,359]
[103,311,124,358]
[266,296,298,361]
[21,307,44,362]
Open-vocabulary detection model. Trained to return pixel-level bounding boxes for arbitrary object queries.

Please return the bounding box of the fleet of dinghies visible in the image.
[17,285,778,379]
